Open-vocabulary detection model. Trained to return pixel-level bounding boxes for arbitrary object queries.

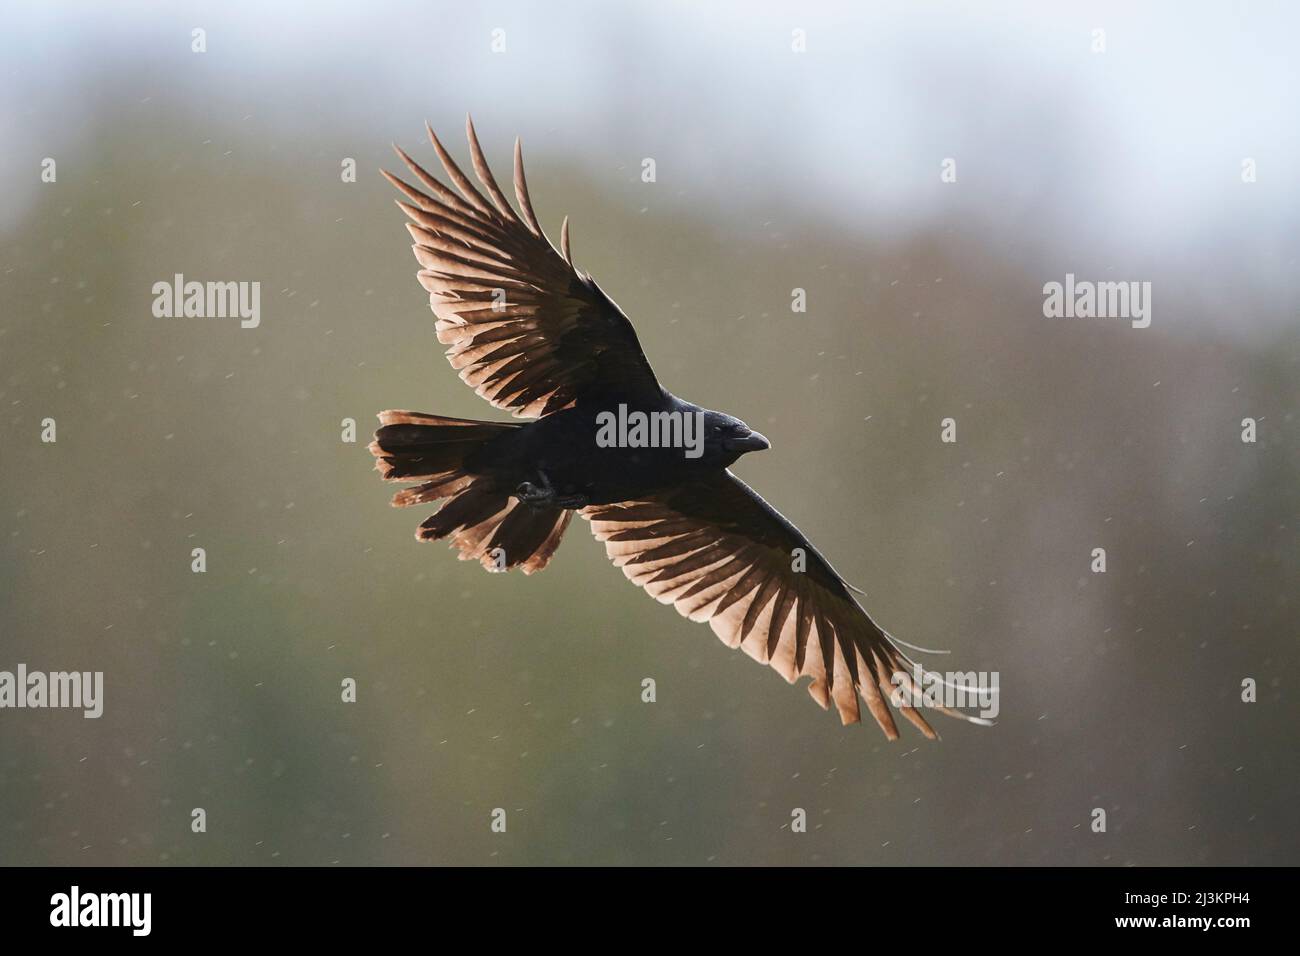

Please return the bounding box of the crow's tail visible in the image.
[369,411,571,574]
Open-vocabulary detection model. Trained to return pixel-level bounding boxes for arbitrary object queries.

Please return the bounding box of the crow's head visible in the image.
[701,409,770,465]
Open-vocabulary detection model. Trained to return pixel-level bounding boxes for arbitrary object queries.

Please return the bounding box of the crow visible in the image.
[370,117,987,739]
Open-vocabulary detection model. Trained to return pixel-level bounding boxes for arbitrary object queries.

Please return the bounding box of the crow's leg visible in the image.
[551,492,590,509]
[514,470,589,510]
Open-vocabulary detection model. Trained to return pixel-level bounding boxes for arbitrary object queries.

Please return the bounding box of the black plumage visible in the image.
[370,118,986,739]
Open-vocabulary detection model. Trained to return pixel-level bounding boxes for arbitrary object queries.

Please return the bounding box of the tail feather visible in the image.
[370,411,512,481]
[370,410,570,574]
[488,500,574,571]
[391,474,473,507]
[416,481,506,540]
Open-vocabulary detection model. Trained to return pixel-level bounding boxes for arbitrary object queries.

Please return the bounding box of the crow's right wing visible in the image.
[583,471,990,739]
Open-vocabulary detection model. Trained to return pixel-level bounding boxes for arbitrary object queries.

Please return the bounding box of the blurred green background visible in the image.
[1,1,1296,865]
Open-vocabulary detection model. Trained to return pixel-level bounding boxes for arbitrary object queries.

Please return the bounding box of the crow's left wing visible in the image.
[582,471,985,739]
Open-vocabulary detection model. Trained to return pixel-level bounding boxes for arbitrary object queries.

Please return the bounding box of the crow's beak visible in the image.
[724,430,770,453]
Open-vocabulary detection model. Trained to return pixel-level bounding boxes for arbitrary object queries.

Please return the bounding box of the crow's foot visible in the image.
[514,473,588,510]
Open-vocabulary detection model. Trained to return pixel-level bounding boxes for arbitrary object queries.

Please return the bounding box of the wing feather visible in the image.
[385,119,662,417]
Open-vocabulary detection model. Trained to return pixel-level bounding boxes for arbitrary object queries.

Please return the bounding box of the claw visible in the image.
[514,480,549,505]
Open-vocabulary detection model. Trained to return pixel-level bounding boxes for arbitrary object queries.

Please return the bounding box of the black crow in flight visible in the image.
[370,118,985,739]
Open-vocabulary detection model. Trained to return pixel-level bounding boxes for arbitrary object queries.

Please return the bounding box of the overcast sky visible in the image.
[4,0,1298,332]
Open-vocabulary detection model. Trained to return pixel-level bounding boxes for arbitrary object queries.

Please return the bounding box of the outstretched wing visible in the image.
[582,471,985,739]
[384,117,662,418]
